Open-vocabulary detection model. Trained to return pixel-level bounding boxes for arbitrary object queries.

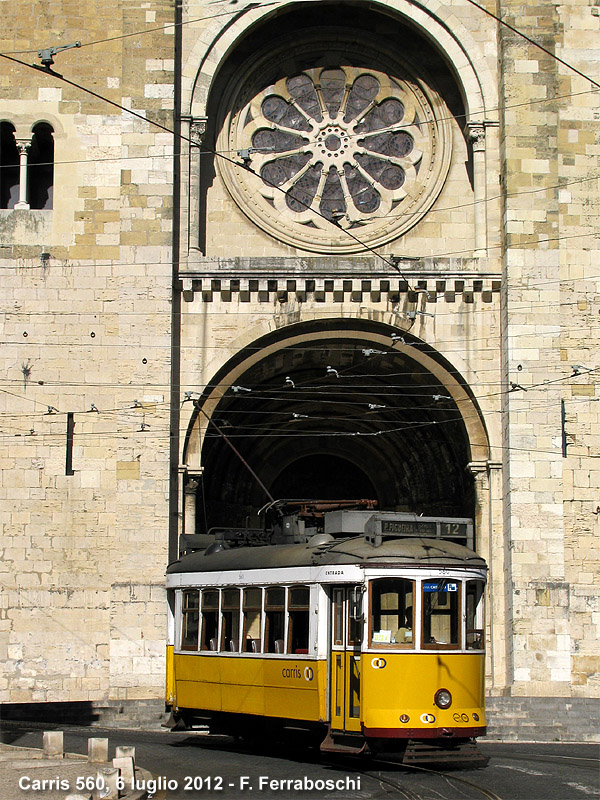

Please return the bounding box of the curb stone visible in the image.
[0,740,154,800]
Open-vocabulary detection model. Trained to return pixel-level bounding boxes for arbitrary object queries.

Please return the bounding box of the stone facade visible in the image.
[0,0,175,705]
[0,0,598,739]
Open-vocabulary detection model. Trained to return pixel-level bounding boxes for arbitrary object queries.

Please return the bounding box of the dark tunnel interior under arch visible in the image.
[192,329,478,533]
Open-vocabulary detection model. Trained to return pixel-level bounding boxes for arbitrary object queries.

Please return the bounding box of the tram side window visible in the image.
[243,588,262,653]
[265,587,285,653]
[466,580,485,650]
[200,590,219,651]
[370,578,414,647]
[180,590,199,651]
[221,588,241,652]
[288,585,309,654]
[422,580,460,648]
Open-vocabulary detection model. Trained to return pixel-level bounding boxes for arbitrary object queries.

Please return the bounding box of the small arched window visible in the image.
[0,121,19,209]
[27,122,54,210]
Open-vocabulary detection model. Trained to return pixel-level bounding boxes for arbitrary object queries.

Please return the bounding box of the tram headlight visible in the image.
[434,688,452,709]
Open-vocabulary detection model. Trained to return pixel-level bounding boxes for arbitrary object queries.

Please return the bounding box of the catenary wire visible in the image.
[2,19,600,272]
[2,220,599,266]
[0,314,597,351]
[1,0,598,277]
[0,1,281,55]
[1,365,596,425]
[0,51,417,286]
[463,0,600,91]
[0,83,598,171]
[4,0,600,97]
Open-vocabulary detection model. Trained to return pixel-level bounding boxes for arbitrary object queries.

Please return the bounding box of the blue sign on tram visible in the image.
[423,581,458,592]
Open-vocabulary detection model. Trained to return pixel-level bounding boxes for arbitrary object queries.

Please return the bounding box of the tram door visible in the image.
[330,586,362,732]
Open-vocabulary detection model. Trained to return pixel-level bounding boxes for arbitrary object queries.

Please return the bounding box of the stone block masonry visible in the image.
[0,0,174,708]
[0,0,599,745]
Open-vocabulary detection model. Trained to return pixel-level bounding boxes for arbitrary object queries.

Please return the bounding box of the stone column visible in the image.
[189,117,207,252]
[14,138,31,209]
[465,123,487,256]
[177,464,187,543]
[489,460,511,694]
[467,461,491,680]
[184,475,199,537]
[468,459,510,694]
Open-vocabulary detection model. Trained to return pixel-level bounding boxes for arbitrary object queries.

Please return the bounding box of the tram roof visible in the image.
[166,536,487,575]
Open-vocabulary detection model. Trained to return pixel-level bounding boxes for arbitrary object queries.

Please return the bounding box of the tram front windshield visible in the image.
[422,579,460,647]
[370,576,485,650]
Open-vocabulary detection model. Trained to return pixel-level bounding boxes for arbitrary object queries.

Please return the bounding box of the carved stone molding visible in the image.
[190,117,207,146]
[216,30,453,253]
[180,275,501,303]
[465,123,486,152]
[15,137,32,155]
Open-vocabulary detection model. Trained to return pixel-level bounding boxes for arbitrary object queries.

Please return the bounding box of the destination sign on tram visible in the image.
[379,520,469,537]
[381,520,437,535]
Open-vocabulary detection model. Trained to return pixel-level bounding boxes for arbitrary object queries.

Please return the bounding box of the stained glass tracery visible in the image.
[243,67,423,223]
[217,43,451,252]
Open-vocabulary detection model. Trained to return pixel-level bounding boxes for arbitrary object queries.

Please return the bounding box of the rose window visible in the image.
[216,45,452,253]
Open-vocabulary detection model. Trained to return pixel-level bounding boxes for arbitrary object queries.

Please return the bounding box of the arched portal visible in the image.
[183,320,489,534]
[184,0,498,257]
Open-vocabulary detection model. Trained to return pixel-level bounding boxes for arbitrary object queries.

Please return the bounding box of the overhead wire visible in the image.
[0,163,598,239]
[463,0,600,92]
[1,360,596,426]
[0,83,599,171]
[0,50,416,285]
[2,412,599,462]
[0,331,596,399]
[0,313,596,355]
[2,1,599,272]
[2,220,599,264]
[1,7,599,464]
[0,81,598,244]
[1,357,595,457]
[4,0,600,98]
[0,1,284,56]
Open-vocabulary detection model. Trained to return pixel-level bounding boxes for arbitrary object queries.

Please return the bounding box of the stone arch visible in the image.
[183,0,497,123]
[182,318,492,537]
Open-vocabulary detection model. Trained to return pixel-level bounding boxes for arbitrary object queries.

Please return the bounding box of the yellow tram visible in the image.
[165,504,487,757]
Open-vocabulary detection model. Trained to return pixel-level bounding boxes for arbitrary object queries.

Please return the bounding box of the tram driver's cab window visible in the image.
[288,585,309,654]
[422,580,460,648]
[370,578,414,648]
[243,588,262,653]
[180,590,199,651]
[466,579,485,650]
[200,590,219,651]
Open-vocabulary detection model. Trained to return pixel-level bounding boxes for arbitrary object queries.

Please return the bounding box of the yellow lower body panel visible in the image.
[361,652,486,736]
[173,654,327,722]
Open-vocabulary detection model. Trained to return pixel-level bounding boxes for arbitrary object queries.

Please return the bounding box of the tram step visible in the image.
[403,739,487,766]
[320,730,367,755]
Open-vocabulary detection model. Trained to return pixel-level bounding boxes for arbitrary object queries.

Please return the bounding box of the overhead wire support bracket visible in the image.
[37,41,81,70]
